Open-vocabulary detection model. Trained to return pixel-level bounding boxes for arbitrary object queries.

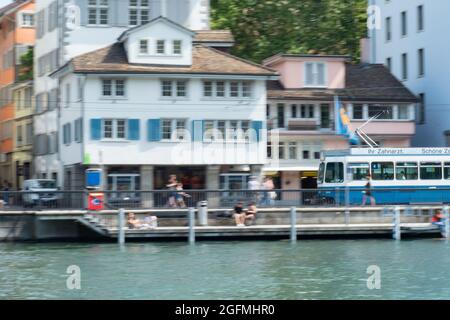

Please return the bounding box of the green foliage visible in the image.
[211,0,368,63]
[18,47,33,82]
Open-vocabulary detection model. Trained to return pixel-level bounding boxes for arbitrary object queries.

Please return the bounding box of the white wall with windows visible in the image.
[371,0,450,147]
[58,74,268,167]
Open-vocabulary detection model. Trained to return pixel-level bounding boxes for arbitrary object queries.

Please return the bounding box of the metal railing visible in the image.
[0,187,449,211]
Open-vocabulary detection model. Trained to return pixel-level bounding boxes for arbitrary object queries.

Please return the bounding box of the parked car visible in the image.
[22,179,59,207]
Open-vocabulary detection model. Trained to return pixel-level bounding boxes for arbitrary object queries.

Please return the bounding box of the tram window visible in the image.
[371,162,394,180]
[318,163,325,183]
[444,163,450,180]
[325,162,344,183]
[420,162,442,180]
[348,163,370,181]
[396,162,418,180]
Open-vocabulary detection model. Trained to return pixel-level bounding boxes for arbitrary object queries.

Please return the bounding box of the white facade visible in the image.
[33,0,211,185]
[370,0,450,147]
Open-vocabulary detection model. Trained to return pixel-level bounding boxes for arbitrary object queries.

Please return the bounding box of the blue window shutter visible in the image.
[147,119,161,141]
[128,119,140,140]
[90,119,101,140]
[251,121,263,142]
[192,120,203,142]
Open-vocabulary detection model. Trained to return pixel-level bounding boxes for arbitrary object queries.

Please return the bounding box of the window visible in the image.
[318,163,325,184]
[418,48,424,77]
[102,119,126,139]
[420,162,442,180]
[398,105,409,120]
[161,80,188,98]
[161,119,187,141]
[417,93,425,124]
[129,0,149,26]
[325,162,344,183]
[417,5,424,31]
[291,104,297,118]
[139,39,149,54]
[396,162,418,180]
[16,125,23,147]
[288,142,297,160]
[371,162,394,180]
[20,13,34,27]
[368,104,393,119]
[300,104,314,118]
[302,150,310,160]
[277,103,285,128]
[401,53,408,80]
[25,123,32,145]
[202,81,252,98]
[401,11,407,37]
[267,142,272,159]
[63,123,72,145]
[278,142,286,160]
[352,104,363,120]
[173,40,182,54]
[204,120,251,142]
[65,83,71,107]
[349,163,370,181]
[385,17,391,41]
[305,62,326,87]
[74,118,83,143]
[230,82,239,97]
[88,0,109,26]
[101,79,125,98]
[444,163,450,180]
[157,40,166,54]
[386,57,392,72]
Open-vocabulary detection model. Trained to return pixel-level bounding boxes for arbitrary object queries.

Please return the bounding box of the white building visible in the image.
[33,0,213,185]
[369,0,450,147]
[50,17,277,204]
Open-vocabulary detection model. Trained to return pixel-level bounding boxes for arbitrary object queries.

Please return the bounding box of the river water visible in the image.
[1,239,450,300]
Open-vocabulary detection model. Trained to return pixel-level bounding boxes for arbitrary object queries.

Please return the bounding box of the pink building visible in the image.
[263,53,418,192]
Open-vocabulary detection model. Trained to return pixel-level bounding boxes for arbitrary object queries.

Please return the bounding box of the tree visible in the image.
[18,47,33,82]
[211,0,367,63]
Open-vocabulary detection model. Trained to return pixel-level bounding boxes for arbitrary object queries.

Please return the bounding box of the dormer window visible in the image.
[305,62,326,87]
[173,40,182,55]
[139,39,149,54]
[157,40,166,54]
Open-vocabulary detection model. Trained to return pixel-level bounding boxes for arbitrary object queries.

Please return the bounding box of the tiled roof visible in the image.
[193,30,234,43]
[268,63,418,103]
[68,42,277,76]
[0,0,28,17]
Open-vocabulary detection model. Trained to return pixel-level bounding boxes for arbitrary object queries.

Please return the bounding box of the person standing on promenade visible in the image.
[248,176,260,203]
[262,177,275,206]
[166,174,178,208]
[362,175,376,206]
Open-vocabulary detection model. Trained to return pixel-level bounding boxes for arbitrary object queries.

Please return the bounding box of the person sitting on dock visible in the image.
[431,210,445,226]
[127,212,142,229]
[244,202,258,225]
[233,201,246,227]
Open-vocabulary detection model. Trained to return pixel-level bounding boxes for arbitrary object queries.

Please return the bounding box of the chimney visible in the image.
[360,38,371,64]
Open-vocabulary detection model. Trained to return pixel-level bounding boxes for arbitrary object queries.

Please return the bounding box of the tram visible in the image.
[317,148,450,205]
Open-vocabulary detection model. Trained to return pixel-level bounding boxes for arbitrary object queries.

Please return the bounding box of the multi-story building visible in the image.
[33,0,215,186]
[0,0,35,188]
[263,53,417,191]
[50,17,276,205]
[369,0,450,147]
[12,80,34,189]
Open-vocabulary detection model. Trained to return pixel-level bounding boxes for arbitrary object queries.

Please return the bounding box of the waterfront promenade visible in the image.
[0,205,445,242]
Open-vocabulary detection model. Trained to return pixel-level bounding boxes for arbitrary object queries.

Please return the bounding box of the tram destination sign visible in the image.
[350,148,450,156]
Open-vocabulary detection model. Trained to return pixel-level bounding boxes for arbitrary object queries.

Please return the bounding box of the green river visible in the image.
[1,239,450,299]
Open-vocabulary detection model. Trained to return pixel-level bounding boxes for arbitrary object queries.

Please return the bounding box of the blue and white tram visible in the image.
[317,148,450,205]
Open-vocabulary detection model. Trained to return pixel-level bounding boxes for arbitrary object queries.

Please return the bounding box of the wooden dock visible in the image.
[106,223,442,240]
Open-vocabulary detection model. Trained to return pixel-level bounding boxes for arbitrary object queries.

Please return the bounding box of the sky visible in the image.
[0,0,12,9]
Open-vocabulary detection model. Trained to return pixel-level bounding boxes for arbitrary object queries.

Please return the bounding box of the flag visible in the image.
[334,96,359,145]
